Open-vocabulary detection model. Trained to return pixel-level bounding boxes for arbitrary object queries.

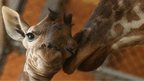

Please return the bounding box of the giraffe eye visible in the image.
[26,33,35,41]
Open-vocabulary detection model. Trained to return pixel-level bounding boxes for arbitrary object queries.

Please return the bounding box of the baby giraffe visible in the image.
[2,6,77,81]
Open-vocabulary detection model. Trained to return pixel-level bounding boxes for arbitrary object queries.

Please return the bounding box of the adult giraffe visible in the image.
[63,0,144,73]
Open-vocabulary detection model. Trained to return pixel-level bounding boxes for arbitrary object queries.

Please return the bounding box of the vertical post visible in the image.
[0,0,27,74]
[0,0,6,74]
[39,0,69,20]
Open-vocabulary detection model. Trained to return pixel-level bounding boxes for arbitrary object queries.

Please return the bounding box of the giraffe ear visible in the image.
[2,6,29,41]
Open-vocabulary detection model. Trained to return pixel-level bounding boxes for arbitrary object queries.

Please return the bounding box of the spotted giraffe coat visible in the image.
[63,0,144,73]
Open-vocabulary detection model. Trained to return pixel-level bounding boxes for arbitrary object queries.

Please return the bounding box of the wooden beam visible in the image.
[6,0,27,13]
[39,0,69,20]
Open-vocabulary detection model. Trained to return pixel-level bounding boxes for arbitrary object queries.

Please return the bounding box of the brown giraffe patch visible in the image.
[114,8,125,21]
[139,24,144,30]
[140,0,144,12]
[126,10,140,22]
[112,0,119,10]
[114,23,124,36]
[126,29,144,36]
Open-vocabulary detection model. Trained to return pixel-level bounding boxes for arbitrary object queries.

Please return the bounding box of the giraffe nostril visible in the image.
[66,47,76,55]
[41,44,46,48]
[47,44,53,48]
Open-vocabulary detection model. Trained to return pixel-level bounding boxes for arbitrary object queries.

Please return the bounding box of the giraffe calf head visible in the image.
[2,6,77,78]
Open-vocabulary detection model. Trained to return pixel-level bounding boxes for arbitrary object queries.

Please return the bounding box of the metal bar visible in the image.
[95,67,144,81]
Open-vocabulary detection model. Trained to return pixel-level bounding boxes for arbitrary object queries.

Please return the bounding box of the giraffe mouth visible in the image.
[65,48,75,55]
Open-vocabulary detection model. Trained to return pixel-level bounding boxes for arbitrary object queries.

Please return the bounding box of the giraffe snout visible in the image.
[41,44,47,48]
[40,43,59,50]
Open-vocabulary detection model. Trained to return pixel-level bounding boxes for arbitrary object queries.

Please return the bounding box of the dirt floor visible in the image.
[0,0,99,81]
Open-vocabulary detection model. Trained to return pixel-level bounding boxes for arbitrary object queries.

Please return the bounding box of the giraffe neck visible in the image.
[82,0,144,47]
[111,1,144,38]
[20,49,62,81]
[109,0,144,49]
